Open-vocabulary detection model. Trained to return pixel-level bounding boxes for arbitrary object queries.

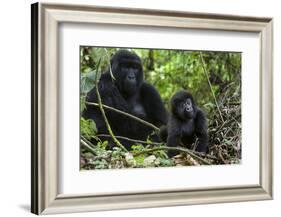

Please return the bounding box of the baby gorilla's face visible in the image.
[177,98,196,120]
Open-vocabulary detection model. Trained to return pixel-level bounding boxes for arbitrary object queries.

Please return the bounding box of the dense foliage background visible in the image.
[80,47,241,169]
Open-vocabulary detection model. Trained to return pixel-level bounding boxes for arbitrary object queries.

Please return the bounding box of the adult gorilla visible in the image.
[83,50,167,149]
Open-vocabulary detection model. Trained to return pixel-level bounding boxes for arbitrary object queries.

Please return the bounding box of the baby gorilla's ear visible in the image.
[171,98,180,116]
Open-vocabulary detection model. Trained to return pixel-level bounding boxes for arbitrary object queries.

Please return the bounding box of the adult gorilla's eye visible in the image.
[120,63,131,73]
[121,63,128,68]
[133,63,140,69]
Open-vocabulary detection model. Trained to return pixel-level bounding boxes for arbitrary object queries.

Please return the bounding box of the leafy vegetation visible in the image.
[80,47,241,169]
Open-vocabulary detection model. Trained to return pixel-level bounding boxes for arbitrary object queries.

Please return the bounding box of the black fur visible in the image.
[82,50,167,149]
[160,90,208,157]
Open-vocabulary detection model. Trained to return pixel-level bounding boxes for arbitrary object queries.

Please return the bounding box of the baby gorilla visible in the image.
[160,90,209,157]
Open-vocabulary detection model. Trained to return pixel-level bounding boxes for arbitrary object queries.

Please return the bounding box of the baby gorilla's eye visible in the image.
[178,101,185,108]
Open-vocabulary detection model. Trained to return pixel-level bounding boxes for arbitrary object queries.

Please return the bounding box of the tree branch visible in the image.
[133,146,211,165]
[81,138,97,155]
[86,101,160,131]
[97,134,217,161]
[97,134,163,146]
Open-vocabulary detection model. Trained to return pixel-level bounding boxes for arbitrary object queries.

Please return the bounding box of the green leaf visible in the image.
[81,70,96,94]
[80,117,97,139]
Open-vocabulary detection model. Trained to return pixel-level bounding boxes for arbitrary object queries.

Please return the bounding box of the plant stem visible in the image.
[199,52,224,123]
[86,102,160,131]
[81,139,97,155]
[103,48,115,80]
[94,62,128,152]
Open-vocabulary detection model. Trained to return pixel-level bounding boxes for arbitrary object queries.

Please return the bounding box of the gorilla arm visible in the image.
[140,82,167,127]
[166,117,182,157]
[194,108,209,153]
[82,73,129,133]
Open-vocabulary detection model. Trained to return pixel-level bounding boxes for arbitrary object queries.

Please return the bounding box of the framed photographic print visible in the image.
[31,2,273,215]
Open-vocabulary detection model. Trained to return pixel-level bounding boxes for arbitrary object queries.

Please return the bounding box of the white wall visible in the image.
[0,0,280,216]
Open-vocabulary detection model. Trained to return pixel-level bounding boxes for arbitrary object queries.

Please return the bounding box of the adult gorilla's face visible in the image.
[110,50,143,97]
[119,61,141,95]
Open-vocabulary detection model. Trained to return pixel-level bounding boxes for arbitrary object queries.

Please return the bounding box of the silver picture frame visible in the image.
[31,2,273,215]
